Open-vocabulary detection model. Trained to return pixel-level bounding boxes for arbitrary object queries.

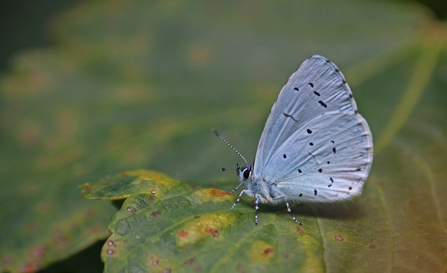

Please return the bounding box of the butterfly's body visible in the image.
[219,55,373,224]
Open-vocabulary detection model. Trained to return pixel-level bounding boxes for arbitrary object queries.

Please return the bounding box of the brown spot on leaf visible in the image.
[262,248,274,257]
[369,245,376,249]
[211,189,231,197]
[194,215,201,218]
[150,211,161,217]
[162,269,171,273]
[151,189,156,194]
[107,249,114,255]
[120,172,129,176]
[283,254,289,259]
[184,257,196,265]
[296,228,304,233]
[205,226,220,237]
[178,230,188,238]
[20,263,40,273]
[54,234,69,249]
[334,235,344,241]
[32,246,47,259]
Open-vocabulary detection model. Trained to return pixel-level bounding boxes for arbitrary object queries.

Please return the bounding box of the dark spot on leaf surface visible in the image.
[296,228,304,233]
[212,189,231,197]
[334,235,344,241]
[152,260,159,266]
[369,245,376,249]
[127,207,137,215]
[178,230,188,238]
[107,240,116,247]
[184,257,196,265]
[205,226,219,237]
[120,172,129,176]
[107,249,114,255]
[262,248,275,257]
[150,211,161,217]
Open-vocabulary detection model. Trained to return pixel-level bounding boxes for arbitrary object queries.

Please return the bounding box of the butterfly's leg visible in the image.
[230,181,244,194]
[231,189,252,210]
[254,194,260,225]
[285,199,302,225]
[273,195,302,225]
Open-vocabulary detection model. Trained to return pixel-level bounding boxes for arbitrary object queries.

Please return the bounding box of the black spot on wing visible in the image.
[283,154,287,159]
[309,83,314,88]
[314,189,317,196]
[307,129,312,134]
[294,87,299,91]
[313,91,320,96]
[298,169,302,173]
[318,101,327,108]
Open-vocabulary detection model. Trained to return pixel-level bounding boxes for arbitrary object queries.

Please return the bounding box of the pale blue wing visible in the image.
[253,55,358,175]
[263,111,373,202]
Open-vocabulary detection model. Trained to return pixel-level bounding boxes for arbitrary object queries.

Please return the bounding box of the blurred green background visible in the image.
[1,0,447,272]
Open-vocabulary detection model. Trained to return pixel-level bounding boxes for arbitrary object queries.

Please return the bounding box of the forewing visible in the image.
[264,111,373,202]
[253,55,358,175]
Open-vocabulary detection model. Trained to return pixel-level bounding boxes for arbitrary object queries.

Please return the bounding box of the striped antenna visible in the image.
[212,129,248,165]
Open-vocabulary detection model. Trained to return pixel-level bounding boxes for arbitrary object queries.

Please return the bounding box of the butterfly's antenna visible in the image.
[218,165,239,172]
[212,129,249,165]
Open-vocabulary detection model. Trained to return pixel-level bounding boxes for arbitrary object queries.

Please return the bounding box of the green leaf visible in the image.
[84,165,447,272]
[1,0,447,272]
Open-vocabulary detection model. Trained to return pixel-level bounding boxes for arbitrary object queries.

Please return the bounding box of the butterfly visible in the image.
[215,55,373,225]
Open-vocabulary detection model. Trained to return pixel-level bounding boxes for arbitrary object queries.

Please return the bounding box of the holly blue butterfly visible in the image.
[215,55,373,225]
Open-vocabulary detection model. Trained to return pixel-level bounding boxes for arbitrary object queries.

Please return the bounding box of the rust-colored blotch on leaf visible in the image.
[204,226,220,237]
[178,230,188,238]
[211,189,231,197]
[262,248,275,257]
[334,235,344,241]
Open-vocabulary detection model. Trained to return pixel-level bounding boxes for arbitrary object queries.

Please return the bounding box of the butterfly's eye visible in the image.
[243,168,251,179]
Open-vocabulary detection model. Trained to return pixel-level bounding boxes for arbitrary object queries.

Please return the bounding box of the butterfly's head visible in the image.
[236,163,252,183]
